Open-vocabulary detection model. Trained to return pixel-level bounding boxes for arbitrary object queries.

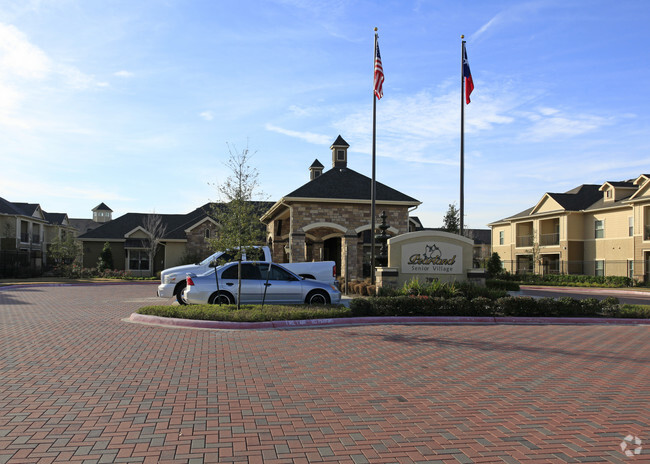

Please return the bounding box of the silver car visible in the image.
[183,261,341,305]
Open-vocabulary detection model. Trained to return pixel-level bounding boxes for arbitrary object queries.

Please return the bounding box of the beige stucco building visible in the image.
[489,174,650,282]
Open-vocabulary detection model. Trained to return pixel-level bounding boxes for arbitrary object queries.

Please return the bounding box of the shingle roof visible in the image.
[331,135,349,147]
[310,159,324,169]
[492,179,643,224]
[546,184,602,211]
[92,203,113,212]
[284,167,419,204]
[43,212,68,225]
[78,202,274,240]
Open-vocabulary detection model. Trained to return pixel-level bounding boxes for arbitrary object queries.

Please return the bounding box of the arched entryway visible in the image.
[323,237,341,277]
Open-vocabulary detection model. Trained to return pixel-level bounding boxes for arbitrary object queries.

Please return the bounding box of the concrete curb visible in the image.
[128,312,650,330]
[0,281,158,291]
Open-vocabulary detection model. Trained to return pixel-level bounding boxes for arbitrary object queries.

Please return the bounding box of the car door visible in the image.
[259,263,302,304]
[220,263,263,304]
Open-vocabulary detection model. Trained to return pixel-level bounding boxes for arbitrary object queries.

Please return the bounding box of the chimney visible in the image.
[331,135,349,168]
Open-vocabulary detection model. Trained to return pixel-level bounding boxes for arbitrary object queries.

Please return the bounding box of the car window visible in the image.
[262,264,296,281]
[241,263,262,280]
[221,265,238,280]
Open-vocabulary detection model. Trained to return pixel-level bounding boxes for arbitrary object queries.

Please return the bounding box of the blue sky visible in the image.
[1,0,649,229]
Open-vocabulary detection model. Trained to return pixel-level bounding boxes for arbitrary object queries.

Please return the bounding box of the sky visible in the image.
[1,0,650,230]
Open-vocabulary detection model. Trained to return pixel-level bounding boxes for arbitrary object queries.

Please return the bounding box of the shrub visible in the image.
[487,279,520,292]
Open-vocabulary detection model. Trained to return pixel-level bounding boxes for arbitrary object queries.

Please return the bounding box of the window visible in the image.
[221,263,262,280]
[595,260,604,277]
[337,149,345,160]
[629,217,634,237]
[128,250,149,271]
[606,190,612,199]
[205,229,211,239]
[628,260,634,279]
[262,264,297,281]
[595,220,604,239]
[499,231,504,245]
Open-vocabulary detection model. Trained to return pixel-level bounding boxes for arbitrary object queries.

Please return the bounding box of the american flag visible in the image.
[374,41,384,100]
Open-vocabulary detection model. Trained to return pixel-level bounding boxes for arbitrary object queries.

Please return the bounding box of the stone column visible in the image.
[342,232,360,283]
[312,241,324,261]
[290,232,306,263]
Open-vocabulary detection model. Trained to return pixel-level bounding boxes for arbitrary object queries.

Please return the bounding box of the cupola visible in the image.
[331,135,349,168]
[92,203,113,223]
[309,159,324,180]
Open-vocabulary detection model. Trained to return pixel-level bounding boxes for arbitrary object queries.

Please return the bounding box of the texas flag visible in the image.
[463,46,474,104]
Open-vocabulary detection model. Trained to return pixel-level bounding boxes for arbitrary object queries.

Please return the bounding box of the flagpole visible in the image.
[460,36,465,236]
[371,28,378,285]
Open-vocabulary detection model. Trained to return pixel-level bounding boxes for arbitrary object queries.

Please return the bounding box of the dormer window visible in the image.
[606,190,612,199]
[337,150,345,161]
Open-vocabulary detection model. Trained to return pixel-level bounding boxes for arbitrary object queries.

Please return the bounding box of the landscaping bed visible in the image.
[137,279,650,323]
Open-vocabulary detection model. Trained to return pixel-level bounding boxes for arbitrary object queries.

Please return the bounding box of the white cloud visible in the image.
[0,23,51,79]
[114,70,133,78]
[200,111,214,121]
[265,123,331,145]
[521,108,610,141]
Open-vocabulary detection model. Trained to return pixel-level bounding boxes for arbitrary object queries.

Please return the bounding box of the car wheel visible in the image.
[209,291,234,305]
[306,290,330,305]
[175,281,187,305]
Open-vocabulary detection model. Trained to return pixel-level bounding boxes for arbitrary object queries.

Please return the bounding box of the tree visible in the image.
[487,252,503,277]
[526,229,541,274]
[97,241,114,272]
[142,213,167,277]
[48,233,82,266]
[442,203,460,234]
[209,143,267,308]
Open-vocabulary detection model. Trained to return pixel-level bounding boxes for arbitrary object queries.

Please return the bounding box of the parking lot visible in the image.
[0,283,648,463]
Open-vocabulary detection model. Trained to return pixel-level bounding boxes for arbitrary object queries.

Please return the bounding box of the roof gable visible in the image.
[530,194,564,215]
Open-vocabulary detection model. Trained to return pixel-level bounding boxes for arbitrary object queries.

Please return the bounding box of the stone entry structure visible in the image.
[261,136,420,283]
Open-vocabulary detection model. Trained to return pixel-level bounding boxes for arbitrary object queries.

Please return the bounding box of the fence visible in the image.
[501,259,643,281]
[0,250,40,278]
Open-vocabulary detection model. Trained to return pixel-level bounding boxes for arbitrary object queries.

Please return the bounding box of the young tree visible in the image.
[209,143,267,308]
[142,213,167,277]
[442,203,460,234]
[526,229,541,274]
[97,241,114,272]
[487,252,503,277]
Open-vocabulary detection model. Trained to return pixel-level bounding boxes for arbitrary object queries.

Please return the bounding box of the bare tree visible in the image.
[209,142,268,308]
[143,213,167,277]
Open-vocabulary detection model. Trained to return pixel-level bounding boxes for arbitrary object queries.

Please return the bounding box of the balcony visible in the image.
[20,233,30,243]
[516,235,534,247]
[540,233,559,246]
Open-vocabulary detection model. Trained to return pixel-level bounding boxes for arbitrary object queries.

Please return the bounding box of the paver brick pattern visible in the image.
[0,284,648,463]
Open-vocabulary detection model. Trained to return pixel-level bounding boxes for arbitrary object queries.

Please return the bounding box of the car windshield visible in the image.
[199,251,236,266]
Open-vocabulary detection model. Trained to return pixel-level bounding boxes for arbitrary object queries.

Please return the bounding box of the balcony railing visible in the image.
[516,235,534,247]
[540,233,559,246]
[20,233,30,243]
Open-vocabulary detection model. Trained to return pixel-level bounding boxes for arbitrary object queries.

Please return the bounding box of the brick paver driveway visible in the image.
[1,284,649,463]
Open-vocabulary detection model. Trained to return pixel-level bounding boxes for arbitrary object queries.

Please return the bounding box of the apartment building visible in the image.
[489,174,650,282]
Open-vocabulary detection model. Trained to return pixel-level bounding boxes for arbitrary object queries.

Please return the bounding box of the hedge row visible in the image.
[138,304,351,322]
[350,295,650,319]
[499,273,633,288]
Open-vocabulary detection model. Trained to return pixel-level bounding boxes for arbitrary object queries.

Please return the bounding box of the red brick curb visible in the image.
[128,312,650,330]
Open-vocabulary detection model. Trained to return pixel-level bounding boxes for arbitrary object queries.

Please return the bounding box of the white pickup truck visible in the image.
[157,246,336,304]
